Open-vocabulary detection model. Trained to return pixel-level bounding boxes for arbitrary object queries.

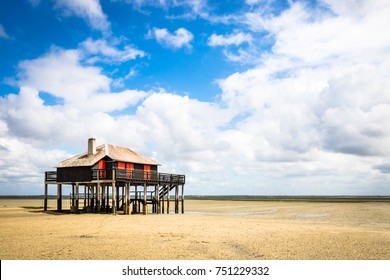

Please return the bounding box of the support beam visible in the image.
[44,183,48,211]
[126,183,130,215]
[87,186,90,208]
[112,183,117,214]
[102,185,105,212]
[161,185,165,214]
[97,182,101,212]
[116,184,120,211]
[155,184,159,214]
[75,183,79,214]
[181,184,185,214]
[156,184,160,214]
[167,184,170,214]
[143,183,147,215]
[106,184,110,212]
[83,186,86,209]
[175,184,179,214]
[57,184,62,211]
[112,169,117,214]
[134,186,138,214]
[121,186,124,209]
[71,184,75,208]
[91,186,95,210]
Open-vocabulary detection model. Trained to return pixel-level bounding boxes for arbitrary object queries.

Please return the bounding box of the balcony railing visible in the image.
[92,169,185,184]
[46,169,185,184]
[45,171,58,182]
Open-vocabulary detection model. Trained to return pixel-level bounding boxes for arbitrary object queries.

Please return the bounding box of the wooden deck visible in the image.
[45,169,185,185]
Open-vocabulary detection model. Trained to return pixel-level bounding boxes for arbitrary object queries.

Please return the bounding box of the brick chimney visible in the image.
[88,138,96,156]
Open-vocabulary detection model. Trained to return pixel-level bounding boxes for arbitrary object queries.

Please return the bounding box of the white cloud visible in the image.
[211,0,390,194]
[54,0,110,32]
[0,24,10,39]
[245,1,390,65]
[148,27,194,49]
[245,0,272,6]
[79,38,146,64]
[208,32,253,47]
[128,0,209,19]
[15,47,148,112]
[27,0,41,7]
[17,48,110,103]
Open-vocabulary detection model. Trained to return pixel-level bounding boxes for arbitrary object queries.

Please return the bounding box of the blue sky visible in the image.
[1,0,390,196]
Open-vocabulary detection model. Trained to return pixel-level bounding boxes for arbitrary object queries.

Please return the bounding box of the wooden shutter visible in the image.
[126,163,134,179]
[144,165,151,180]
[98,159,106,179]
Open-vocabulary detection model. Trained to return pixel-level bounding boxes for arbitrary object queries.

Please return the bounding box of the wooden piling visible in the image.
[71,184,75,208]
[161,185,165,214]
[106,184,109,211]
[181,184,185,214]
[155,184,159,214]
[101,185,105,212]
[83,186,86,209]
[57,184,62,211]
[167,185,171,214]
[143,183,147,215]
[97,182,101,212]
[44,183,48,211]
[112,169,117,214]
[124,183,129,215]
[75,183,79,213]
[175,184,179,214]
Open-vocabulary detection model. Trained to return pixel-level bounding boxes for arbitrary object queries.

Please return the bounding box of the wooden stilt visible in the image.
[91,186,95,210]
[44,183,48,211]
[161,185,165,214]
[112,183,117,214]
[101,185,105,211]
[126,183,130,215]
[75,183,79,214]
[87,186,90,208]
[156,184,160,214]
[175,184,179,214]
[97,182,101,212]
[112,169,117,214]
[128,183,131,214]
[133,186,137,213]
[136,186,139,214]
[83,186,86,209]
[71,184,75,208]
[154,186,156,213]
[116,184,120,211]
[143,183,147,215]
[121,185,124,209]
[181,184,185,214]
[106,184,109,212]
[167,184,170,214]
[57,184,62,211]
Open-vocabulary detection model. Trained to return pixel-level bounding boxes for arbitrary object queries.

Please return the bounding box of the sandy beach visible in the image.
[0,198,389,260]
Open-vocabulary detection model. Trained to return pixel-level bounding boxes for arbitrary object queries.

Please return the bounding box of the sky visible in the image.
[0,0,389,196]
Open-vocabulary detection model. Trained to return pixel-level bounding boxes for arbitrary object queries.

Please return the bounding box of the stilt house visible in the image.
[44,138,185,215]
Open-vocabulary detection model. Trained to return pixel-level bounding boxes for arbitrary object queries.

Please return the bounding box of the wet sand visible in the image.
[0,199,389,260]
